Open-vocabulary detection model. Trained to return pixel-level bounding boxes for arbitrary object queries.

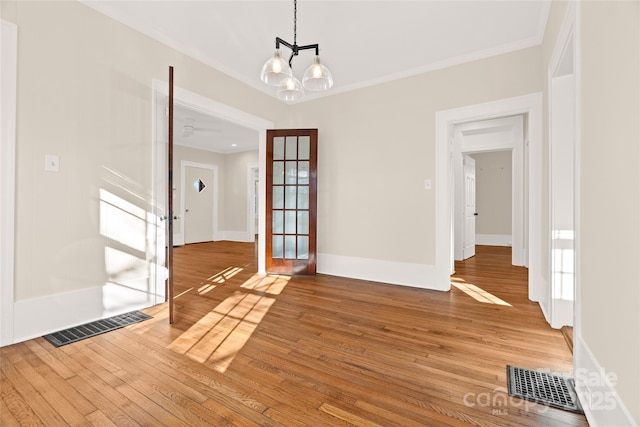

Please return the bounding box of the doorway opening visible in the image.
[435,93,543,300]
[151,81,274,281]
[548,1,577,330]
[452,115,524,268]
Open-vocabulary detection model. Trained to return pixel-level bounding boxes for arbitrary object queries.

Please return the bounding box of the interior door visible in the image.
[167,66,175,323]
[463,154,476,259]
[266,129,317,275]
[184,165,214,244]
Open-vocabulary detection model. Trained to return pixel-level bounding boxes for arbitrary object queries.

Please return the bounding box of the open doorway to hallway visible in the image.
[452,115,525,268]
[152,80,273,275]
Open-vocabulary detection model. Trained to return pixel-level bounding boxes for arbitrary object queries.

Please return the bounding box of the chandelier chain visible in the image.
[293,0,297,46]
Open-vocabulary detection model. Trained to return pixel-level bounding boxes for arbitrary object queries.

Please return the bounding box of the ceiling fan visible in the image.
[181,117,222,137]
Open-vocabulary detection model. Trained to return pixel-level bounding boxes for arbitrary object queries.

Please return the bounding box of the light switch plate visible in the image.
[45,155,59,172]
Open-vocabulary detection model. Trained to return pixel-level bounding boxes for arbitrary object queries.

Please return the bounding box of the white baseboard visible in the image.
[214,231,255,243]
[539,300,552,327]
[11,283,162,345]
[317,253,442,290]
[574,334,638,426]
[475,234,512,246]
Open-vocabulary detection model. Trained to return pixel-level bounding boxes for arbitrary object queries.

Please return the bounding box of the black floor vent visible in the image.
[507,365,584,414]
[43,310,152,347]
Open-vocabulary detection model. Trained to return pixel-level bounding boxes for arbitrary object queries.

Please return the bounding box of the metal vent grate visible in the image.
[43,310,152,347]
[507,365,584,414]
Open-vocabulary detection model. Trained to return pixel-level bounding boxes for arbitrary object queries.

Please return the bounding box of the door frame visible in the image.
[247,163,259,240]
[435,93,543,298]
[265,129,318,275]
[548,0,578,330]
[152,80,273,273]
[453,115,524,265]
[181,161,219,244]
[0,19,18,346]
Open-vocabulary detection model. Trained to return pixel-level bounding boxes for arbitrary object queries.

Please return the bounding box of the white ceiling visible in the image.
[82,0,551,152]
[173,104,259,153]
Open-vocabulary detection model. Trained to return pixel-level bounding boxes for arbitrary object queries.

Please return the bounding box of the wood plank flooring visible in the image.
[1,243,588,426]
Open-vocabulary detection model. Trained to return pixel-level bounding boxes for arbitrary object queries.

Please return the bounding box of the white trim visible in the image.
[453,115,524,266]
[475,234,512,247]
[181,161,219,244]
[435,93,543,296]
[215,231,254,243]
[573,0,583,382]
[0,20,18,347]
[174,140,258,155]
[537,285,551,325]
[151,79,273,274]
[318,254,435,290]
[247,162,259,241]
[150,79,170,296]
[574,334,638,426]
[12,284,158,345]
[547,0,578,331]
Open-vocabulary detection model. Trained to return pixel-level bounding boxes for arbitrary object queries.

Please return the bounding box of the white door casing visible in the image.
[548,2,577,330]
[184,164,216,244]
[248,163,259,240]
[152,81,273,273]
[462,155,476,259]
[435,93,543,296]
[150,89,168,303]
[452,115,524,265]
[0,20,18,346]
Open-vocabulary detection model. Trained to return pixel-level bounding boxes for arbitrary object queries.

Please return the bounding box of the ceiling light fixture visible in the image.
[260,0,333,102]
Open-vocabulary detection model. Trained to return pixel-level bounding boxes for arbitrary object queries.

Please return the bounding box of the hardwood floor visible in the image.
[1,243,587,426]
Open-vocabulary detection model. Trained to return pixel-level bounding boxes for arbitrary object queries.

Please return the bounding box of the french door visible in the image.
[266,129,317,275]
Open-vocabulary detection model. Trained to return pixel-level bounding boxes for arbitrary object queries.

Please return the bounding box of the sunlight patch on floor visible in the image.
[198,283,216,295]
[208,266,244,284]
[168,274,290,372]
[174,287,195,299]
[241,274,289,295]
[451,281,512,306]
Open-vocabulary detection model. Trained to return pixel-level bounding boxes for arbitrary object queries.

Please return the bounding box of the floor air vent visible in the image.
[43,310,152,347]
[506,365,584,414]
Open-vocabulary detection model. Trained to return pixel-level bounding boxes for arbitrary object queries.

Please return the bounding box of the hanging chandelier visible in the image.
[260,0,333,102]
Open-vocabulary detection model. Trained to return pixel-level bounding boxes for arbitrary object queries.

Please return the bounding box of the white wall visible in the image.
[172,146,258,244]
[542,1,639,424]
[287,47,541,287]
[224,150,259,239]
[172,145,225,244]
[577,1,640,424]
[0,0,286,344]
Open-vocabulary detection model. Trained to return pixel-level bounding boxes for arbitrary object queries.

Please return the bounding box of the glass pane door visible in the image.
[266,129,317,275]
